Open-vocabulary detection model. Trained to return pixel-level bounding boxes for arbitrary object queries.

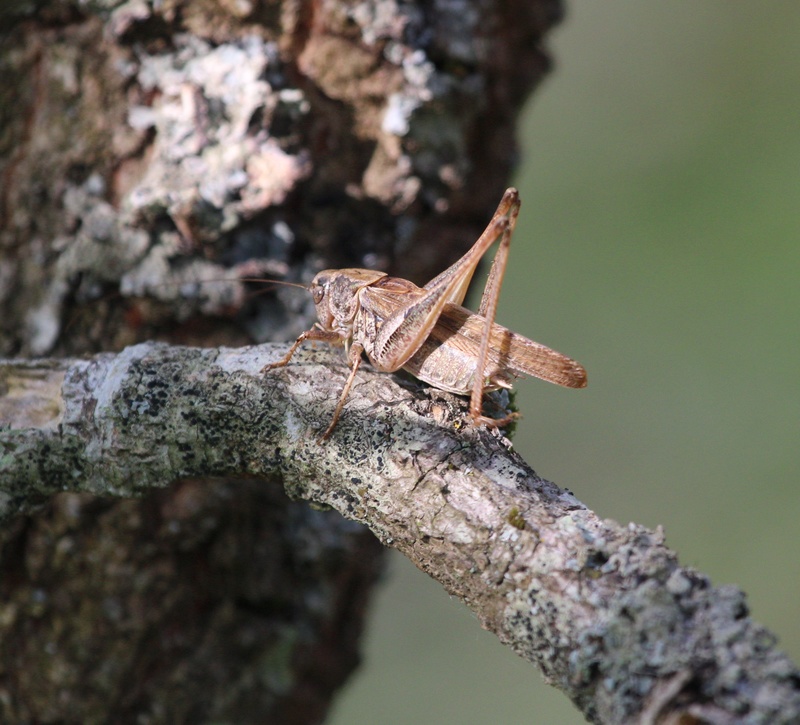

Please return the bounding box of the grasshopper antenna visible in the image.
[61,274,311,338]
[236,278,310,292]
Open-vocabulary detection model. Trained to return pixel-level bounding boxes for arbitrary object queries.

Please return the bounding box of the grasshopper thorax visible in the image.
[310,268,386,328]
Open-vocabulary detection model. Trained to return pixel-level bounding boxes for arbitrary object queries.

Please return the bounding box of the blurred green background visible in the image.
[331,3,800,723]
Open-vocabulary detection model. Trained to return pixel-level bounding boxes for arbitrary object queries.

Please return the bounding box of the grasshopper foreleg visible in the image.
[261,326,365,440]
[260,326,344,374]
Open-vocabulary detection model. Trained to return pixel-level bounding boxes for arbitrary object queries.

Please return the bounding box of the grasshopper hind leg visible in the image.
[469,189,520,428]
[469,389,521,430]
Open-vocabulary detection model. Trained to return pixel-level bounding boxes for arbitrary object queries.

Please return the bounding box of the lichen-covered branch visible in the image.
[2,343,797,723]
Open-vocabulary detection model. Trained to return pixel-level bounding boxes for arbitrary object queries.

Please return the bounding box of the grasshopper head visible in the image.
[310,268,386,328]
[309,272,336,328]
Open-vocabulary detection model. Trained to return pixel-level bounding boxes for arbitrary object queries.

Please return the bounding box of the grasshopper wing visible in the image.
[435,304,587,389]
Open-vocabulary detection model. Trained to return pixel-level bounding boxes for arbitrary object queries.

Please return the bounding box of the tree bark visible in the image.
[0,0,563,722]
[2,343,799,723]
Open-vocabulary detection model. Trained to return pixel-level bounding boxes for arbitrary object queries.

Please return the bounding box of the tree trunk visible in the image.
[0,0,560,721]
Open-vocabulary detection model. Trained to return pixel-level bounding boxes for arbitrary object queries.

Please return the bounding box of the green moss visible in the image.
[507,507,525,530]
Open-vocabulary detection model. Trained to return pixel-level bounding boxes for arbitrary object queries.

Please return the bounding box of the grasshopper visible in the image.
[262,188,587,438]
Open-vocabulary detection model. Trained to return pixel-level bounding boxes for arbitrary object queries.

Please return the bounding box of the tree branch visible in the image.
[2,342,797,723]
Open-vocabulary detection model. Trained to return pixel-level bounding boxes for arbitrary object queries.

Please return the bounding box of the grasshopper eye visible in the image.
[312,284,325,304]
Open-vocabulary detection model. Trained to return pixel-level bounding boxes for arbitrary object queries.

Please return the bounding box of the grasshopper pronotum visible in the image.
[263,188,587,438]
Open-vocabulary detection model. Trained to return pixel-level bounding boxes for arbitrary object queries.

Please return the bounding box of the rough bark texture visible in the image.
[0,471,382,724]
[2,344,799,723]
[0,0,559,358]
[0,0,563,722]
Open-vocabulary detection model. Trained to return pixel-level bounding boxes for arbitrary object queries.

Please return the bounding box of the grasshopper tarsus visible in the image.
[262,188,586,437]
[260,340,302,374]
[471,412,521,430]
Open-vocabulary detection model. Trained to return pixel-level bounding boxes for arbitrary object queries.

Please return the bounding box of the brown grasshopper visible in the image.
[262,188,587,438]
